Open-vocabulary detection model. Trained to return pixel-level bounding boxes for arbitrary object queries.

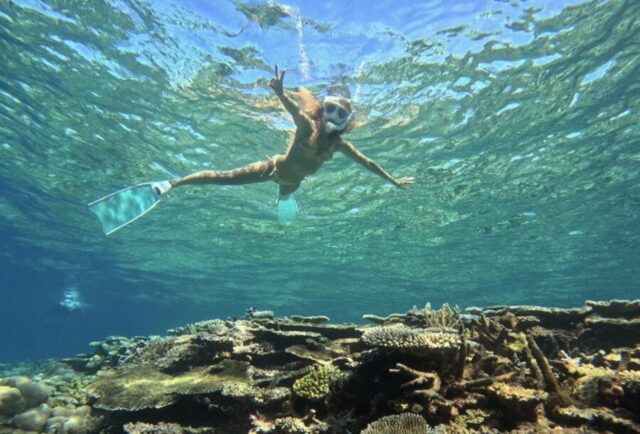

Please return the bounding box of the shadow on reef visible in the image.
[1,300,639,433]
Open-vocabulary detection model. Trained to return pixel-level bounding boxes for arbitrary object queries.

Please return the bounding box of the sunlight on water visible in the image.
[0,0,638,344]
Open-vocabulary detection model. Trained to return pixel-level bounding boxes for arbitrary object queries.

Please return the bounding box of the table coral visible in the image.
[361,413,430,434]
[361,325,460,353]
[87,360,251,411]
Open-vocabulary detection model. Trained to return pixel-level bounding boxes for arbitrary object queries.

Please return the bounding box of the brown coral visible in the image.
[488,382,547,421]
[389,363,443,400]
[361,413,430,434]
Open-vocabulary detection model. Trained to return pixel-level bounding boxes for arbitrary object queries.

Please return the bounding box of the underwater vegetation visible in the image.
[1,299,639,433]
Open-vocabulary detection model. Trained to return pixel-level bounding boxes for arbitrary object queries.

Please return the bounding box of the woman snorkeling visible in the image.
[167,66,415,200]
[89,66,415,234]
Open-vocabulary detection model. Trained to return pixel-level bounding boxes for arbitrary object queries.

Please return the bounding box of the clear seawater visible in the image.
[0,0,638,363]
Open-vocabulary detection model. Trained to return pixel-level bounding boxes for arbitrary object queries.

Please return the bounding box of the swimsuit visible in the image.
[267,156,300,186]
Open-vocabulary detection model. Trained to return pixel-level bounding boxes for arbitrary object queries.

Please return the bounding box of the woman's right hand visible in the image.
[394,177,416,187]
[269,65,285,95]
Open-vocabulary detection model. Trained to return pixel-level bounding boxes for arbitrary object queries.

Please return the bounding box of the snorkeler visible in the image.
[167,65,415,199]
[89,66,414,233]
[47,287,87,314]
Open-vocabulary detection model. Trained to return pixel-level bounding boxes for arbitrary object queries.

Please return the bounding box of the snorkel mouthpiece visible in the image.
[324,121,342,133]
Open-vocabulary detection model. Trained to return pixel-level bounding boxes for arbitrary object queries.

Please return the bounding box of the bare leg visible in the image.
[170,158,275,188]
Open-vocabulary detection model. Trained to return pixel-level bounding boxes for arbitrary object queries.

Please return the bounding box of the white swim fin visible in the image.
[277,193,298,224]
[88,180,171,235]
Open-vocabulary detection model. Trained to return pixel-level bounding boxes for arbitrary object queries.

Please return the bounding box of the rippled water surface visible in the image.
[0,0,638,360]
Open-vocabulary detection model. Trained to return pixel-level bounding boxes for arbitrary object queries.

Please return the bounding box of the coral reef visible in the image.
[0,299,639,433]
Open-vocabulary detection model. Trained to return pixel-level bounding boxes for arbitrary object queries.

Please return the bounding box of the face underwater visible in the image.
[323,96,352,133]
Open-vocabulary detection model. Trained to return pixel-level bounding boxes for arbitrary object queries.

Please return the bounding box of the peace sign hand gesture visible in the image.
[269,65,285,96]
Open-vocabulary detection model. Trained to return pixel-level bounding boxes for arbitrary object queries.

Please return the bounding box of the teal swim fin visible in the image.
[88,181,171,235]
[277,193,298,224]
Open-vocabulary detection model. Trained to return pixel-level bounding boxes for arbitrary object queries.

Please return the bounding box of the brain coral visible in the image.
[361,325,460,352]
[361,413,430,434]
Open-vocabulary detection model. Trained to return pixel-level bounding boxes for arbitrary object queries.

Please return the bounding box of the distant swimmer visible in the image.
[48,287,87,314]
[89,66,414,233]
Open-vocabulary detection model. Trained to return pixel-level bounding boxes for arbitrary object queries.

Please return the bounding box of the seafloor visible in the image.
[1,300,639,433]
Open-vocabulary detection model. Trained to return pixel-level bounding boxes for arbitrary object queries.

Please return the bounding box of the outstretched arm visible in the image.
[268,65,311,131]
[338,140,415,187]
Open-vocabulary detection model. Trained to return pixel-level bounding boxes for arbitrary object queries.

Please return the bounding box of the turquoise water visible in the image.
[0,0,638,362]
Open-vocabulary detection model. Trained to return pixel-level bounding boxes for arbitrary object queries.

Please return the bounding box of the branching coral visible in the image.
[389,363,443,400]
[362,303,461,330]
[470,314,509,350]
[526,335,573,406]
[418,303,462,329]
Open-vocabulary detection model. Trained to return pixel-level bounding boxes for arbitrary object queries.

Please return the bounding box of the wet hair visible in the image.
[298,87,323,120]
[327,83,351,99]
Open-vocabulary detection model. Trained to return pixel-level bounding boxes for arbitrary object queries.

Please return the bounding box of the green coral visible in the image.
[292,365,341,400]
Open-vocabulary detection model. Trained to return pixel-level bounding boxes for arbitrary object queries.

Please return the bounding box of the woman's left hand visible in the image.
[395,177,416,187]
[269,65,285,95]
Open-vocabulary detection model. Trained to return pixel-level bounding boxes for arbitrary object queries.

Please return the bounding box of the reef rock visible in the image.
[11,404,51,431]
[586,299,640,319]
[466,304,592,329]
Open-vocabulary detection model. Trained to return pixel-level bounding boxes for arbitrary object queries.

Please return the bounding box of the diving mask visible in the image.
[323,96,352,133]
